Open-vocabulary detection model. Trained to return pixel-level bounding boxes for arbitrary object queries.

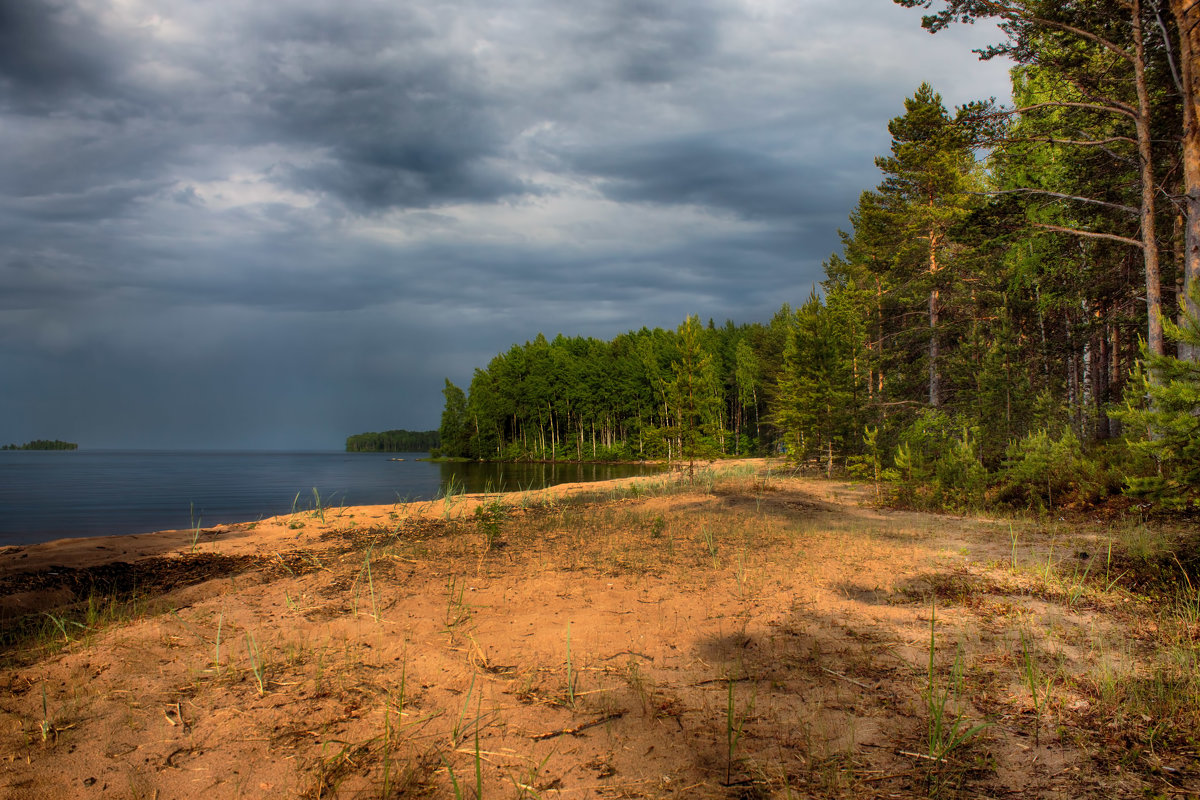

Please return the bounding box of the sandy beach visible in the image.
[1,460,1194,798]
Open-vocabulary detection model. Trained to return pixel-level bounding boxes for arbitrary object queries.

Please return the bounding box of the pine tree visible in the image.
[438,379,469,458]
[670,315,721,478]
[874,83,979,408]
[1118,285,1200,502]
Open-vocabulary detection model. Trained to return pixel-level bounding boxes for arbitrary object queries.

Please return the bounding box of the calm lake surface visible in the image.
[0,451,664,546]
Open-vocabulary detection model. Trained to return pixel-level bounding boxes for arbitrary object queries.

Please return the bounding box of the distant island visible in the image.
[2,439,78,451]
[345,429,439,453]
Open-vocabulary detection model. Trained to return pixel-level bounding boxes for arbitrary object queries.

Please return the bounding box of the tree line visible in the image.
[436,318,768,465]
[345,429,439,453]
[2,440,78,451]
[438,0,1200,509]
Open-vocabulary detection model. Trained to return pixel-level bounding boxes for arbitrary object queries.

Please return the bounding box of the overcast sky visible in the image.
[1,0,1013,450]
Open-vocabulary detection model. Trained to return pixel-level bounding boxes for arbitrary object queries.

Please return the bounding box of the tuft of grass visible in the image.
[649,514,667,539]
[450,673,478,747]
[1064,560,1093,608]
[42,611,84,644]
[311,487,326,522]
[724,676,754,785]
[623,657,652,715]
[213,611,224,677]
[1019,628,1054,747]
[507,750,553,799]
[189,502,203,552]
[245,630,266,696]
[439,475,466,520]
[474,499,506,554]
[444,576,471,630]
[924,599,988,790]
[380,663,411,800]
[565,622,577,708]
[39,683,51,743]
[700,527,720,566]
[353,548,381,622]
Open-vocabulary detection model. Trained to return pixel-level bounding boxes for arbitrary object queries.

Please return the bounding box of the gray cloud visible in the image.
[0,1,124,109]
[0,0,1013,448]
[570,135,846,220]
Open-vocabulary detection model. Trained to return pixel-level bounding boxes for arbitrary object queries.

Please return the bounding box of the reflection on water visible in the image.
[438,459,661,494]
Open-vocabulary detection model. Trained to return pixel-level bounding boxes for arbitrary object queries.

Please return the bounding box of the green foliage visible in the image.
[438,379,470,459]
[999,428,1096,511]
[431,318,776,463]
[1116,293,1200,508]
[772,290,865,473]
[668,315,722,475]
[887,410,987,509]
[344,429,439,452]
[473,499,506,553]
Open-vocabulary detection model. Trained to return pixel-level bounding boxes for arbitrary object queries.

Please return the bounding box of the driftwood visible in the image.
[530,711,624,741]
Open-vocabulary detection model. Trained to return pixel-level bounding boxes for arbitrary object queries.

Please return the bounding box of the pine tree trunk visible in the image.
[1082,303,1094,436]
[876,277,885,396]
[753,388,760,443]
[1097,316,1112,439]
[928,231,941,408]
[1172,0,1200,361]
[1066,317,1079,432]
[1133,0,1166,359]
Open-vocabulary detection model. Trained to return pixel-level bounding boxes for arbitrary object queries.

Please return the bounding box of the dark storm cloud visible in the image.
[0,0,1014,448]
[571,136,848,221]
[0,1,124,109]
[245,4,529,210]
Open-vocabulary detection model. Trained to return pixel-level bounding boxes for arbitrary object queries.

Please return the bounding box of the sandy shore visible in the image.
[0,460,765,620]
[0,462,735,574]
[1,459,1193,799]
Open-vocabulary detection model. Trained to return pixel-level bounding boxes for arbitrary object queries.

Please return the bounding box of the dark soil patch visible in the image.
[0,552,261,603]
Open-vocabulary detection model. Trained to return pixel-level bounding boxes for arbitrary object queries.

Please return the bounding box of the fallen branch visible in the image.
[531,711,624,741]
[820,667,875,691]
[692,676,756,686]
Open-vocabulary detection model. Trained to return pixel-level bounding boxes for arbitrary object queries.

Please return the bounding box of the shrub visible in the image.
[999,428,1094,511]
[887,410,987,509]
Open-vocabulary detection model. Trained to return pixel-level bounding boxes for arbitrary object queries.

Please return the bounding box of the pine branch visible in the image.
[1011,100,1139,121]
[986,188,1139,214]
[973,0,1136,62]
[989,134,1137,147]
[1033,222,1144,247]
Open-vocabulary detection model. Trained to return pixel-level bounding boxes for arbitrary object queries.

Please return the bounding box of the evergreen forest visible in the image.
[439,1,1200,512]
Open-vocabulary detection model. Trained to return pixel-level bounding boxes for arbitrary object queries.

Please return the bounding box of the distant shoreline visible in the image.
[1,439,78,451]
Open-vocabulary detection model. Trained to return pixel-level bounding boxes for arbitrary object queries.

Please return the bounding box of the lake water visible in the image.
[0,451,663,546]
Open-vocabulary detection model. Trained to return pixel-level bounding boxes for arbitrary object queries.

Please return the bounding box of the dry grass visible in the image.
[0,461,1197,798]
